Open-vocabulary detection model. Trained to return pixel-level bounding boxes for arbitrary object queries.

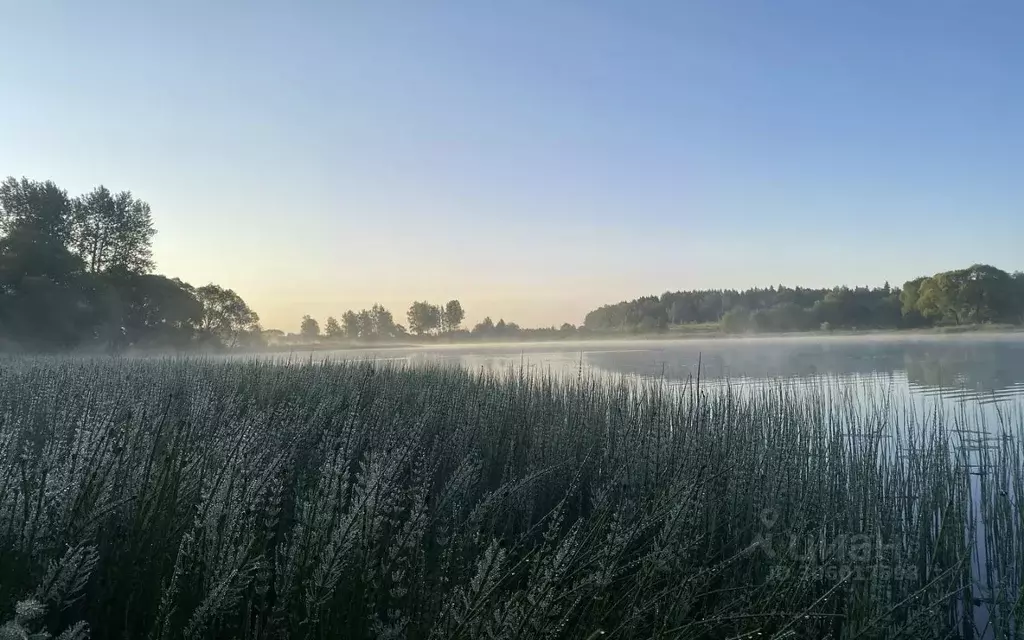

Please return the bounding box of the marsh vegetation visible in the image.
[0,357,1020,639]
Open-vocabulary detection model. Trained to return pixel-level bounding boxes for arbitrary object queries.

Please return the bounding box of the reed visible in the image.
[0,356,1019,639]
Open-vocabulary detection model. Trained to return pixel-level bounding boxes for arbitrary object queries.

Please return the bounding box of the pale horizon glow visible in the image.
[2,1,1022,332]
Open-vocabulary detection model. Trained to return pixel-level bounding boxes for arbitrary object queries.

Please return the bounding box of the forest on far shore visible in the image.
[581,264,1024,335]
[281,264,1024,347]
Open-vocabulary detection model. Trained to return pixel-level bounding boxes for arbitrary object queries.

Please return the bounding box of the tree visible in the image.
[370,304,397,338]
[0,178,80,282]
[1014,272,1024,322]
[766,302,813,332]
[442,300,465,333]
[341,310,360,339]
[0,175,265,353]
[0,177,74,247]
[0,177,88,351]
[0,224,85,284]
[493,318,510,337]
[71,186,156,274]
[324,316,342,338]
[900,278,924,315]
[357,309,374,338]
[472,316,495,336]
[720,308,751,333]
[113,274,204,348]
[582,262,1024,334]
[0,274,91,351]
[300,315,320,339]
[193,284,260,348]
[917,272,965,325]
[262,328,285,341]
[407,301,441,336]
[959,264,1015,323]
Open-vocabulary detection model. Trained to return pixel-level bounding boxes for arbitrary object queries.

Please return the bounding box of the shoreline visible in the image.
[251,323,1024,354]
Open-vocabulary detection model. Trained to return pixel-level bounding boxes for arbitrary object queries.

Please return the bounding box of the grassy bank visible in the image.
[0,358,1020,638]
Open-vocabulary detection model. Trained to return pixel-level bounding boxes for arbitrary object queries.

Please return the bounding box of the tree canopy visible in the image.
[300,315,320,339]
[583,264,1024,334]
[0,175,260,352]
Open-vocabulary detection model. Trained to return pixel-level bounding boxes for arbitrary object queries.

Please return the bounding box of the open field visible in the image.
[0,357,1021,639]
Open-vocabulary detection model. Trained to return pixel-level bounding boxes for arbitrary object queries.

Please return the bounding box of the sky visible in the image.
[2,1,1022,332]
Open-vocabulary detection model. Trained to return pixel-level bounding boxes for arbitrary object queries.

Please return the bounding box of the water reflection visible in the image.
[315,334,1024,406]
[580,336,1024,404]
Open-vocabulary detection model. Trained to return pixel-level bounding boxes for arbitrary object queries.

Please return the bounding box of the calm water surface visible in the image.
[314,333,1024,407]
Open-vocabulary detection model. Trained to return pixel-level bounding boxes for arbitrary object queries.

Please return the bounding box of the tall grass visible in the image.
[0,356,1019,639]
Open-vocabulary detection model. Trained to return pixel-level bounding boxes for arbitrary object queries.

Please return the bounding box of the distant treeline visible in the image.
[0,176,262,352]
[282,301,580,344]
[6,175,1022,353]
[583,264,1024,334]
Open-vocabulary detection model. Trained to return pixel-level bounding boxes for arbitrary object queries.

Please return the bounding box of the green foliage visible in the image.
[332,305,401,341]
[407,301,442,336]
[370,303,398,337]
[0,358,1016,638]
[300,315,320,339]
[719,308,751,333]
[471,317,522,339]
[324,316,342,338]
[0,175,259,353]
[585,264,1024,334]
[0,177,75,248]
[442,299,465,333]
[70,186,155,274]
[911,265,1020,326]
[473,316,495,334]
[341,310,360,338]
[404,300,471,338]
[193,284,260,348]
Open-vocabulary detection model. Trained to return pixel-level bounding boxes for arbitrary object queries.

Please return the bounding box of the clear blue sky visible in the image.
[2,1,1021,331]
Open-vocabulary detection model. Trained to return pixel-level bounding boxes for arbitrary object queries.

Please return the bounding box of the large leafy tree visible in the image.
[0,178,88,350]
[71,186,156,274]
[0,178,81,284]
[369,304,397,338]
[112,274,204,348]
[341,310,360,339]
[193,284,260,347]
[0,177,75,247]
[916,272,967,325]
[407,301,441,336]
[442,299,465,333]
[300,315,320,339]
[324,316,342,338]
[959,264,1015,323]
[472,316,495,335]
[1,175,259,352]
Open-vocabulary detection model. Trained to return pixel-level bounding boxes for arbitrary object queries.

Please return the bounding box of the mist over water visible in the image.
[294,333,1024,406]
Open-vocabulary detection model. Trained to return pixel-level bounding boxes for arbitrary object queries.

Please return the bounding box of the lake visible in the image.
[301,333,1024,407]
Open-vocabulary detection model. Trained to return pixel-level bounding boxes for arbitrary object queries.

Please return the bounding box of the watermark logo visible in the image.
[754,508,918,585]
